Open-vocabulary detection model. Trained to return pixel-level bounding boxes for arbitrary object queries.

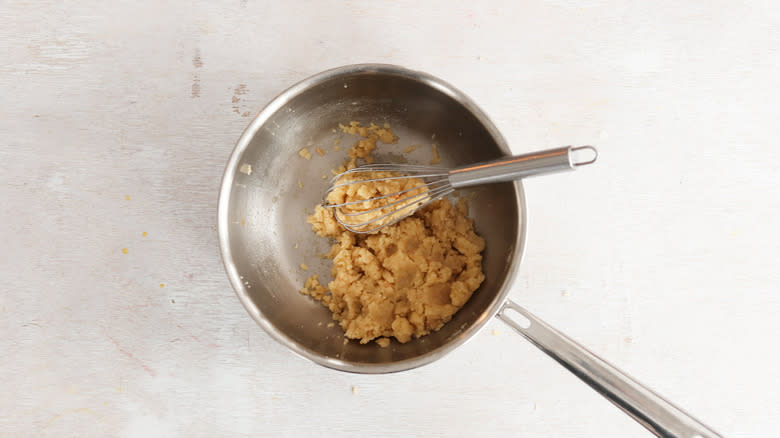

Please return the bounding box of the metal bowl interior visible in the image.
[218,65,526,373]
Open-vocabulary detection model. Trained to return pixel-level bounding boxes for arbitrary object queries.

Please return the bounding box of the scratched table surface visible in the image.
[2,1,779,436]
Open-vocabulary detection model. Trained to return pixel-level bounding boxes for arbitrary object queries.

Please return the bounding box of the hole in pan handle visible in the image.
[571,145,598,166]
[496,299,723,438]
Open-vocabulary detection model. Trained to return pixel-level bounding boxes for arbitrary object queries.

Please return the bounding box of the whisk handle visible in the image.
[448,145,597,188]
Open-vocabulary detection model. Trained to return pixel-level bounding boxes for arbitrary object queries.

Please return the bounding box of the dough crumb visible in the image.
[298,179,303,189]
[298,148,312,160]
[404,145,419,153]
[316,147,324,156]
[376,337,391,348]
[293,243,299,249]
[327,322,335,328]
[300,275,328,302]
[121,248,128,254]
[300,263,308,271]
[334,121,398,171]
[333,138,341,147]
[492,329,500,336]
[456,198,469,216]
[351,386,358,394]
[430,143,441,164]
[239,163,253,175]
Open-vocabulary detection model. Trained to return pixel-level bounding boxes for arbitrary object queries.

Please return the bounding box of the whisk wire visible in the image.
[336,186,454,234]
[335,183,450,220]
[327,173,449,193]
[325,178,449,210]
[340,163,449,172]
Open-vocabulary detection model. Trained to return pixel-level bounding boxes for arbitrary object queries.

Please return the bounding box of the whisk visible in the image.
[324,145,598,233]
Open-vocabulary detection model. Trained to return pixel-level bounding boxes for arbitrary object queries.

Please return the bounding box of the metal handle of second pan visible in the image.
[496,300,724,438]
[448,145,598,188]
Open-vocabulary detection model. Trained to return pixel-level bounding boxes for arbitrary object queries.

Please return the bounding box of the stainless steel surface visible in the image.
[497,300,724,438]
[218,64,526,373]
[449,145,596,188]
[325,146,597,233]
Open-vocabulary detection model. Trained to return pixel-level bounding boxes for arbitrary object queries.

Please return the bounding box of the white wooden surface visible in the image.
[2,1,779,436]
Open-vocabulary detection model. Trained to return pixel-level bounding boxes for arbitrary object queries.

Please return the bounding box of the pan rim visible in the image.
[217,63,527,373]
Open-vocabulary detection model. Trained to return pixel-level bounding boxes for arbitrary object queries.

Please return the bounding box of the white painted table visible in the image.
[2,1,778,436]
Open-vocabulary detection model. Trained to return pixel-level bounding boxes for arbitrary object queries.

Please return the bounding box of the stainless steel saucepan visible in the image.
[218,64,722,438]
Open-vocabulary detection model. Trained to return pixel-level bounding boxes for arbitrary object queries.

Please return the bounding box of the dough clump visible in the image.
[301,122,486,346]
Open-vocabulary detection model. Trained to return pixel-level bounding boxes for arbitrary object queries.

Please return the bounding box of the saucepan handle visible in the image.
[497,299,723,438]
